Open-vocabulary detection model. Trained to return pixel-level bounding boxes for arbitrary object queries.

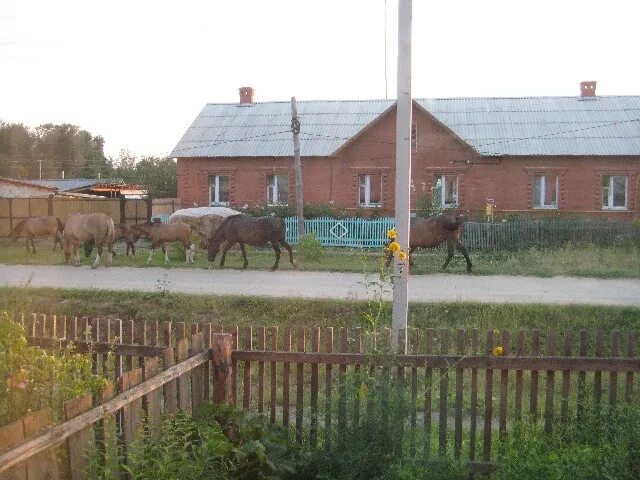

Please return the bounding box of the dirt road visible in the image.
[1,264,639,306]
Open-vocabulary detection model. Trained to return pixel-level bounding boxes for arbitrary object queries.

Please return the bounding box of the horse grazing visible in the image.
[11,216,64,253]
[132,222,194,264]
[63,213,115,268]
[385,214,473,273]
[208,214,297,271]
[84,223,141,257]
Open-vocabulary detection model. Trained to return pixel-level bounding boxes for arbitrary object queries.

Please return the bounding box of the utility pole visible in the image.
[291,97,304,239]
[392,0,412,354]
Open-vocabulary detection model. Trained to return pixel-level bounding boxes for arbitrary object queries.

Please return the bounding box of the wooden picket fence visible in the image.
[2,314,640,477]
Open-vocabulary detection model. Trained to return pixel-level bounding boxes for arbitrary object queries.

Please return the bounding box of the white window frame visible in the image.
[209,175,229,206]
[602,175,628,210]
[358,174,381,208]
[533,175,558,209]
[267,174,288,205]
[434,175,458,209]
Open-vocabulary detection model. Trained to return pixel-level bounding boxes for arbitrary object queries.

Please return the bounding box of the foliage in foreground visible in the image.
[493,404,640,480]
[0,311,107,426]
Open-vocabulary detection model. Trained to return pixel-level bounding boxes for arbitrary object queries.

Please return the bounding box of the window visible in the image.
[602,175,627,209]
[267,174,288,205]
[533,175,558,209]
[433,175,458,208]
[209,175,229,205]
[359,174,382,207]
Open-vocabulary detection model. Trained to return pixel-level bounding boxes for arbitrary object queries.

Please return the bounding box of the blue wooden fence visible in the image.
[284,216,394,248]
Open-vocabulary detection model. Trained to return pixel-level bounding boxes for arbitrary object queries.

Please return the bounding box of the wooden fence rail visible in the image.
[5,314,640,476]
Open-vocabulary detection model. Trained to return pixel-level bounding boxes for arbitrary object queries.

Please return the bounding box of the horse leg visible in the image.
[280,240,297,269]
[73,244,80,267]
[442,241,455,270]
[147,242,156,264]
[93,243,103,269]
[271,242,281,271]
[219,242,234,268]
[239,242,248,269]
[30,237,36,254]
[456,241,473,273]
[163,243,169,263]
[107,239,114,266]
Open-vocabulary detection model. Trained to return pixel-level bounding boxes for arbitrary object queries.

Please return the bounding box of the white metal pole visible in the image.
[392,0,412,354]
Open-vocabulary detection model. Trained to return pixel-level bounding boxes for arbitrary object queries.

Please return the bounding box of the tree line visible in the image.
[0,122,176,198]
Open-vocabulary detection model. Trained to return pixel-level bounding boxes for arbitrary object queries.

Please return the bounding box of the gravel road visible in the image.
[1,264,639,306]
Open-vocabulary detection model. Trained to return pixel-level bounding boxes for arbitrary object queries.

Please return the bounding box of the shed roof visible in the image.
[29,178,125,192]
[172,95,640,158]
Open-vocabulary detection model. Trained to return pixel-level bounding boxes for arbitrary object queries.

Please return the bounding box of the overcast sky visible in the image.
[1,0,638,160]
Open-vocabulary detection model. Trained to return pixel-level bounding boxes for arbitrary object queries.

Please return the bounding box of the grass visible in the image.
[1,237,640,278]
[2,285,640,335]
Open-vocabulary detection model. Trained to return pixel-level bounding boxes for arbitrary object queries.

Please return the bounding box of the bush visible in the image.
[297,232,324,261]
[493,404,640,480]
[0,312,107,426]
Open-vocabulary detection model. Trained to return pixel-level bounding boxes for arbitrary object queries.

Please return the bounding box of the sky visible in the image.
[1,0,639,160]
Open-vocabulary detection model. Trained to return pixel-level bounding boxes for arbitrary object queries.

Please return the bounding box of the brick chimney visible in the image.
[239,87,254,104]
[580,81,597,98]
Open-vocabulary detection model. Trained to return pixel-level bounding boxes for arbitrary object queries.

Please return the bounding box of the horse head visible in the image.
[207,234,222,262]
[10,219,25,243]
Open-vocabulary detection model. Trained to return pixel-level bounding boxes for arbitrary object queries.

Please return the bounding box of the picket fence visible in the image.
[283,217,640,251]
[2,314,640,477]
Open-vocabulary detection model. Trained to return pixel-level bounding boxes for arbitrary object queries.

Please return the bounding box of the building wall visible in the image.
[0,182,54,198]
[177,106,640,220]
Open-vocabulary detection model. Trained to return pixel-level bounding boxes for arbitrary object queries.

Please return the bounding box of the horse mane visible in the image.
[210,214,244,241]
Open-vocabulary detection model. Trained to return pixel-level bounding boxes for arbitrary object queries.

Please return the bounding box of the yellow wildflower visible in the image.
[387,228,397,239]
[493,329,500,336]
[397,251,408,261]
[492,345,504,357]
[388,241,401,253]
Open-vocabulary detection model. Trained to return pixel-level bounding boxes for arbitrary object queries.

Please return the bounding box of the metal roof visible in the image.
[170,100,395,158]
[171,96,640,158]
[29,178,125,192]
[415,96,640,156]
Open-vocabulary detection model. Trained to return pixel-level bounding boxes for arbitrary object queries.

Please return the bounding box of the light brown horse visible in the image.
[84,223,141,257]
[11,216,64,253]
[207,214,297,270]
[63,213,115,268]
[385,214,473,273]
[132,222,194,263]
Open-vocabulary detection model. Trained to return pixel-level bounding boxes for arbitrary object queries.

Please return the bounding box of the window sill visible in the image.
[210,203,230,207]
[602,207,628,211]
[533,206,558,210]
[359,204,381,208]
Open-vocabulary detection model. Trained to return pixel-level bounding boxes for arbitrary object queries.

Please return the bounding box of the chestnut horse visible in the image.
[63,213,115,268]
[207,214,297,270]
[385,214,473,273]
[84,223,141,257]
[132,221,194,263]
[11,216,64,253]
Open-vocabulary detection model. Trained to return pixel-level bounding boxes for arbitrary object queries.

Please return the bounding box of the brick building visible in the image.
[171,83,640,220]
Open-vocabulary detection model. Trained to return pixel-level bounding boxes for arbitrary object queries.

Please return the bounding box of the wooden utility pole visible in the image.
[392,0,412,354]
[291,97,304,238]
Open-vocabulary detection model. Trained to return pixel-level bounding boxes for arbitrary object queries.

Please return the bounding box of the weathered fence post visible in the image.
[212,333,233,405]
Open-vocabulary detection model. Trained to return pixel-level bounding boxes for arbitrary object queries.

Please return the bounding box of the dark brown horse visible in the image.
[84,223,141,257]
[207,214,297,270]
[11,216,64,253]
[385,214,472,273]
